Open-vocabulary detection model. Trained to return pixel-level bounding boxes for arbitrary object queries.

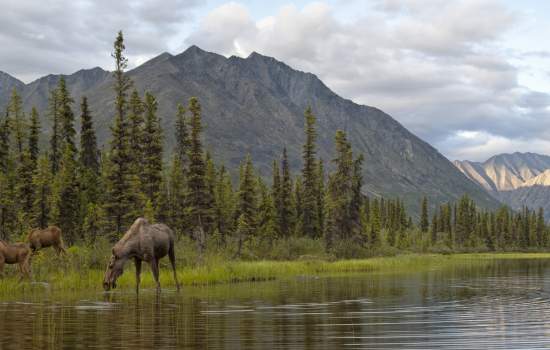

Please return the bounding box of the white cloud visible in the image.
[187,0,550,161]
[0,0,200,82]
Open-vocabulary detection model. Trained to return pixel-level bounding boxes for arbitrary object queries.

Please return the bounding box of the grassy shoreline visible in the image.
[2,252,550,297]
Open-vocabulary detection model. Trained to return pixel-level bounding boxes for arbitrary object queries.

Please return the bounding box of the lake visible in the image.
[1,258,550,349]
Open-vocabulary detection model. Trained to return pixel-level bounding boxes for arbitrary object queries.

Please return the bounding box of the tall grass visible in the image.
[2,245,550,298]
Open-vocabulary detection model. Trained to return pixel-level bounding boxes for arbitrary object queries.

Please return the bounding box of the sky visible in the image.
[1,0,549,162]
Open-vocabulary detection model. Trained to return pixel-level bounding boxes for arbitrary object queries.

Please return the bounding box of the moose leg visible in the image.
[135,258,142,293]
[55,241,67,255]
[150,258,161,292]
[169,245,181,291]
[0,255,4,278]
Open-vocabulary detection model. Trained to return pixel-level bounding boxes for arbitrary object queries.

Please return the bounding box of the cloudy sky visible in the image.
[1,0,549,161]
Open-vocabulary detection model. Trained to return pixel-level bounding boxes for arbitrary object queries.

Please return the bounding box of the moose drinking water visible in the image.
[103,218,181,293]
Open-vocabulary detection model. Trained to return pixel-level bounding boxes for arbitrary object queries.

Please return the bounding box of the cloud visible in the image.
[0,0,200,82]
[187,0,550,161]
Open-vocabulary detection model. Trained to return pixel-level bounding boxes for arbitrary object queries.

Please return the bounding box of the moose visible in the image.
[103,218,180,293]
[27,226,66,254]
[0,240,32,279]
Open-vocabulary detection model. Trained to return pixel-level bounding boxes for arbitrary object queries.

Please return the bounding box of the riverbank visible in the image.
[2,252,550,297]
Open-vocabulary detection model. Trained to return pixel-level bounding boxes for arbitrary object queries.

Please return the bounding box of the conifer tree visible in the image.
[48,88,61,174]
[32,155,52,229]
[215,165,235,242]
[28,107,40,167]
[420,196,429,233]
[104,30,134,236]
[370,198,381,247]
[293,176,303,234]
[7,88,26,160]
[79,97,99,173]
[16,151,34,218]
[53,145,80,244]
[57,77,76,156]
[350,155,364,232]
[537,207,545,247]
[186,97,212,250]
[142,92,163,207]
[128,90,145,173]
[167,155,187,235]
[0,112,11,172]
[257,177,276,239]
[316,159,326,238]
[301,107,318,237]
[325,130,353,246]
[175,103,190,167]
[236,155,257,250]
[279,148,293,237]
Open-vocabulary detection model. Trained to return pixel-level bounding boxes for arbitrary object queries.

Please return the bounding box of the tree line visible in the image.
[0,31,548,257]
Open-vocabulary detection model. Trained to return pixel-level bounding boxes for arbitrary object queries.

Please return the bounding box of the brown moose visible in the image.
[103,218,180,293]
[0,240,32,279]
[27,226,66,254]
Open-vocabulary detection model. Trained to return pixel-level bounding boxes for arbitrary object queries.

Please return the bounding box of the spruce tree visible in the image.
[79,96,99,173]
[236,155,257,252]
[104,30,134,236]
[350,155,364,232]
[142,92,163,207]
[28,107,40,167]
[48,88,61,174]
[0,112,11,172]
[186,97,212,251]
[214,165,234,242]
[316,159,326,238]
[53,145,80,244]
[537,207,545,247]
[175,103,190,167]
[31,155,52,229]
[7,88,26,160]
[420,196,429,233]
[279,148,293,237]
[128,90,145,173]
[370,198,381,247]
[301,107,318,237]
[325,130,353,247]
[16,151,35,219]
[167,155,187,236]
[272,159,282,235]
[57,77,76,156]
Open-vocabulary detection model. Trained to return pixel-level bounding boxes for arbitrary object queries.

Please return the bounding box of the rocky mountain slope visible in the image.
[0,46,499,214]
[455,153,550,218]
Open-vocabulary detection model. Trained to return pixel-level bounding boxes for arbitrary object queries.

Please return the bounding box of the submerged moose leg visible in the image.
[151,258,161,292]
[169,245,180,291]
[135,258,142,293]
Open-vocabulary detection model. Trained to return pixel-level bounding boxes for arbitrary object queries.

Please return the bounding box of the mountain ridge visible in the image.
[0,46,500,215]
[455,152,550,218]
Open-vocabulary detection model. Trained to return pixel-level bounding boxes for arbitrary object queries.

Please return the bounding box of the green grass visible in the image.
[2,252,550,298]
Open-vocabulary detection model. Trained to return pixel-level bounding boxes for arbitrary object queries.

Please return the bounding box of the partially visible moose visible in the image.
[0,240,32,279]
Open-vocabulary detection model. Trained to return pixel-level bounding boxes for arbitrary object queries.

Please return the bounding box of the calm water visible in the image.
[2,259,550,349]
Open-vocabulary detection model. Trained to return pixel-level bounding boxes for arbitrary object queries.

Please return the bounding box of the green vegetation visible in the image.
[1,31,550,297]
[2,241,550,297]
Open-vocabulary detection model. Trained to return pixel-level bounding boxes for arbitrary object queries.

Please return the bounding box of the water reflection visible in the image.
[1,259,550,349]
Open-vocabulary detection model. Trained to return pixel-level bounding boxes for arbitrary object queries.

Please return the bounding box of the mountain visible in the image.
[0,46,499,214]
[454,152,550,218]
[0,71,24,108]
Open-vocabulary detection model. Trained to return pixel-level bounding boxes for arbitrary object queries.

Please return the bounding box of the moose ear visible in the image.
[112,248,116,256]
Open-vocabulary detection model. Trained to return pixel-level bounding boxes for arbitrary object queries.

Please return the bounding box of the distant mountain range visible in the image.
[0,46,499,215]
[455,152,550,219]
